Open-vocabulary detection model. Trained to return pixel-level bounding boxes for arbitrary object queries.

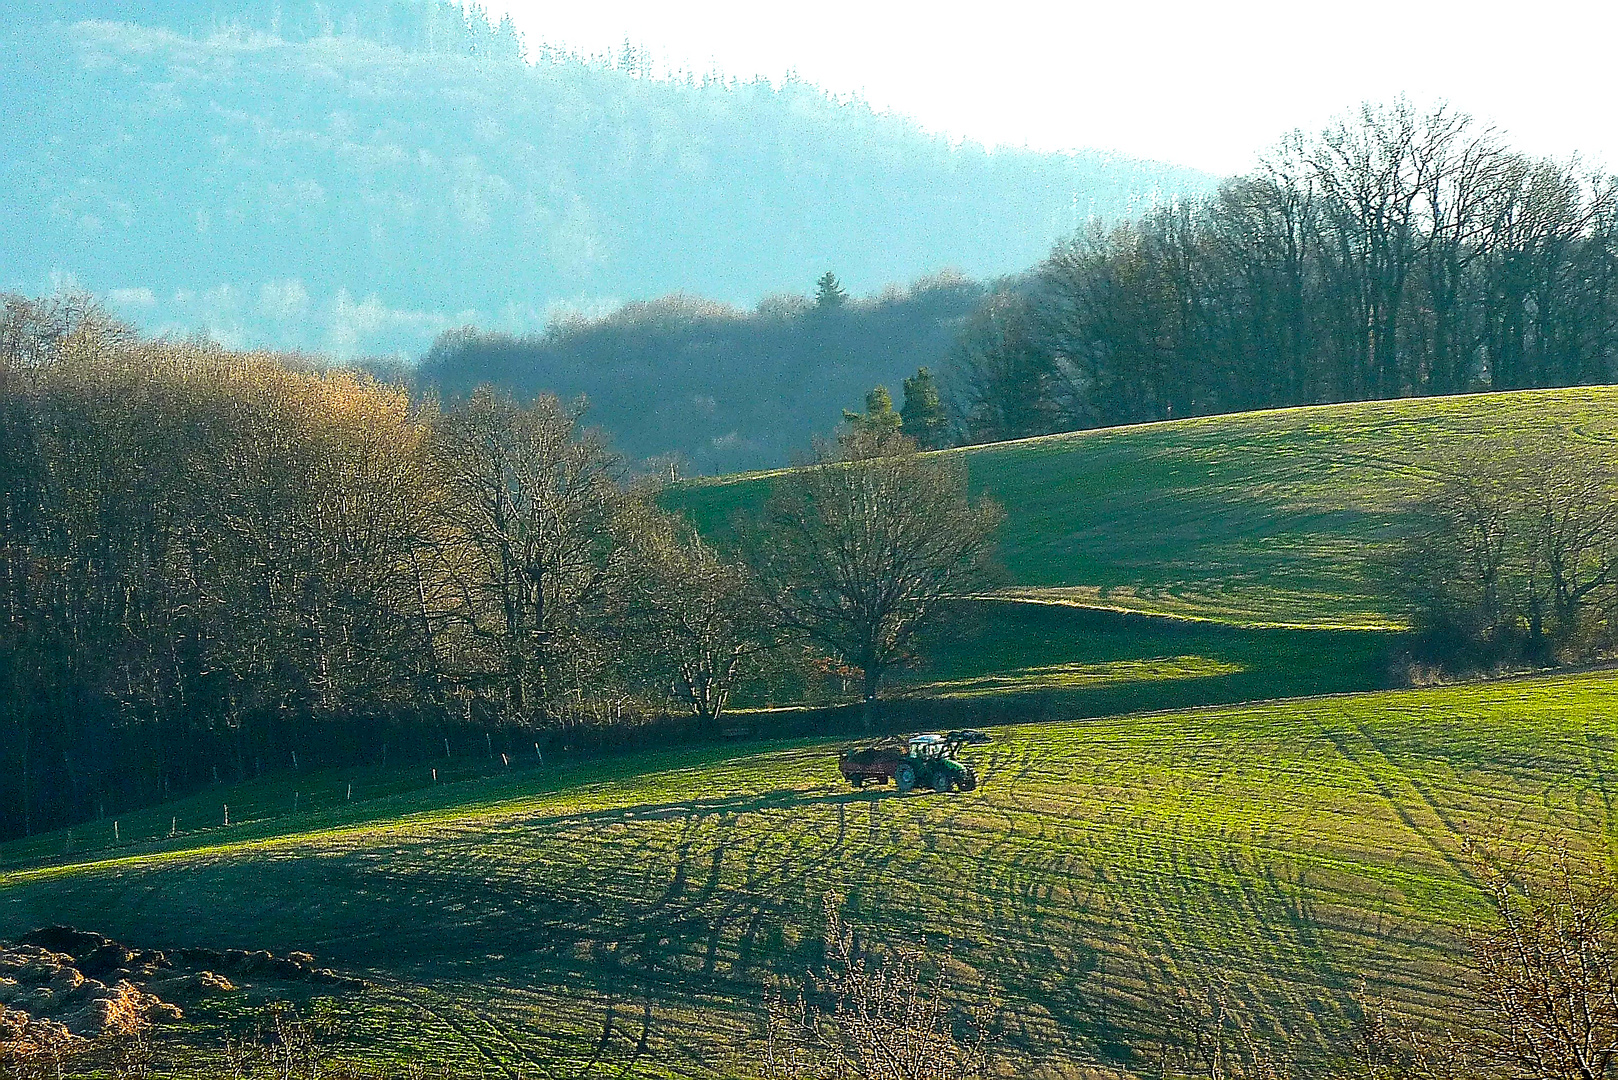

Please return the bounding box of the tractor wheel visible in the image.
[894,763,916,793]
[932,771,953,794]
[847,774,863,788]
[958,766,978,792]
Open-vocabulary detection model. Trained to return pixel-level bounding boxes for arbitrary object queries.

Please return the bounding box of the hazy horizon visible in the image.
[483,0,1618,176]
[7,0,1614,361]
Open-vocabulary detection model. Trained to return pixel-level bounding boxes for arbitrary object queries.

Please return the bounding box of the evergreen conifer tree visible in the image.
[815,272,848,310]
[900,367,946,448]
[843,386,901,437]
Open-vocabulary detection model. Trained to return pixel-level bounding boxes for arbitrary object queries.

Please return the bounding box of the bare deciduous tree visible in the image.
[746,433,1002,725]
[619,516,770,724]
[1354,839,1618,1080]
[1469,842,1618,1080]
[1399,444,1618,666]
[431,387,630,719]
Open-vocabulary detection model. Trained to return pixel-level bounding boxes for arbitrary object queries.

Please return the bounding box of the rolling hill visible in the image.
[3,388,1615,1075]
[0,0,1207,358]
[673,386,1618,630]
[3,670,1616,1075]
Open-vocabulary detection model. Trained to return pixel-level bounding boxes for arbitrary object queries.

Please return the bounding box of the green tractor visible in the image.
[838,730,990,794]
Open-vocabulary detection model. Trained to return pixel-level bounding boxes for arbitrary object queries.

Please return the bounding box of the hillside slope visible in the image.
[0,2,1207,357]
[3,671,1615,1075]
[674,387,1618,628]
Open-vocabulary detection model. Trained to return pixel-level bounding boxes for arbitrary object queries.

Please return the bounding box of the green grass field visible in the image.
[882,598,1399,714]
[673,387,1618,629]
[6,390,1615,1076]
[6,669,1618,1077]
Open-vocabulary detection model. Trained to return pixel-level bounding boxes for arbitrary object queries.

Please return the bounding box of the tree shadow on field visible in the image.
[0,781,1002,1074]
[508,785,912,830]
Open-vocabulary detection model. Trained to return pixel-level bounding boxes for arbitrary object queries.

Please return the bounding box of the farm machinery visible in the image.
[838,730,990,793]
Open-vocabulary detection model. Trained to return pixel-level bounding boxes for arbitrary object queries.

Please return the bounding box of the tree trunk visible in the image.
[861,666,880,731]
[19,721,29,838]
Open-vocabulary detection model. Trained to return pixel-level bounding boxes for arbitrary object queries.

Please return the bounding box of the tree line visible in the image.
[417,273,982,474]
[947,100,1618,441]
[1399,439,1618,669]
[0,295,999,839]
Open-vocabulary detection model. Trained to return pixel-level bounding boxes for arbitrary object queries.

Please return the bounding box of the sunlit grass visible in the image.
[673,387,1618,629]
[5,669,1618,1076]
[909,656,1243,699]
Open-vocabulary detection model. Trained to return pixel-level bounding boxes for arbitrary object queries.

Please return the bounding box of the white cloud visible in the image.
[258,279,311,320]
[325,289,451,358]
[107,287,157,308]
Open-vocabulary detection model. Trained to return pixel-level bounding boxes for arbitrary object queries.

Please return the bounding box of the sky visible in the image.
[480,0,1617,176]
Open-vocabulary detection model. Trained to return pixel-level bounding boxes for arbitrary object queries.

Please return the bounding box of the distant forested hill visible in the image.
[0,1,1210,358]
[418,275,985,473]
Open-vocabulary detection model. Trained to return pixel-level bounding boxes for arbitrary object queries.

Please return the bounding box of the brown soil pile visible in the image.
[18,928,361,991]
[0,928,362,1056]
[0,944,179,1053]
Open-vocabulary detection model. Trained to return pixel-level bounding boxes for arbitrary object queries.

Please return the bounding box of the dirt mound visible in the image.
[0,944,178,1049]
[16,927,361,991]
[0,928,361,1055]
[168,947,361,989]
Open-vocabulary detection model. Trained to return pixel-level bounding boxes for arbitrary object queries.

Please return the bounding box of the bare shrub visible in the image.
[1149,980,1292,1080]
[1356,839,1618,1080]
[760,895,996,1080]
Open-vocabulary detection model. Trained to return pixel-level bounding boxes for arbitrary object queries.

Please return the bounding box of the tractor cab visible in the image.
[906,734,947,760]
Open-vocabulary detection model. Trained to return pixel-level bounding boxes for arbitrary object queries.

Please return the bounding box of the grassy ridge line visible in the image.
[0,602,1402,874]
[852,598,1401,709]
[4,671,1617,1075]
[956,592,1405,632]
[4,656,1572,886]
[677,387,1609,488]
[670,387,1618,628]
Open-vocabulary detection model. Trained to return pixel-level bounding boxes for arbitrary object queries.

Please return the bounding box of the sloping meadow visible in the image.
[3,670,1616,1075]
[673,386,1618,630]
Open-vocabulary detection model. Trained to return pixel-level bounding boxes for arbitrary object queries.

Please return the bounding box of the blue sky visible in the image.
[483,0,1617,175]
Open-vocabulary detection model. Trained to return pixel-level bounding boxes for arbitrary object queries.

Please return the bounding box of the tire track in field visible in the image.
[1569,423,1618,447]
[1322,726,1475,886]
[367,978,540,1079]
[1349,727,1488,845]
[375,976,663,1080]
[1578,732,1618,844]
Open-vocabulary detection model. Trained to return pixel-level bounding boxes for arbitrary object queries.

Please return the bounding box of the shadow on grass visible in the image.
[512,784,931,830]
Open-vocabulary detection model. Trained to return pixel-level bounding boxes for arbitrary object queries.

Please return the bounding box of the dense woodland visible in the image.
[0,296,996,839]
[417,274,981,472]
[951,102,1618,439]
[419,102,1618,471]
[0,0,1203,358]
